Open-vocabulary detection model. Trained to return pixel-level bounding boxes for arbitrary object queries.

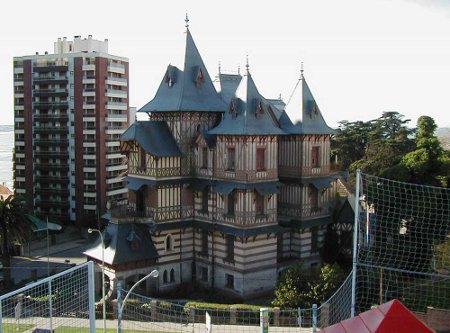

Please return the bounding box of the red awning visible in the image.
[319,299,435,333]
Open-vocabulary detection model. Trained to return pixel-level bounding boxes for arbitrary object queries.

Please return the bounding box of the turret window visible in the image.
[311,146,320,168]
[256,148,265,171]
[202,147,208,168]
[140,146,146,170]
[227,192,235,216]
[255,193,265,216]
[227,148,236,171]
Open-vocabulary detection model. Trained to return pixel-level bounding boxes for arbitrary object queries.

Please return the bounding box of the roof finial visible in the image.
[185,13,189,29]
[246,54,249,73]
[300,61,304,79]
[237,65,241,75]
[218,61,221,74]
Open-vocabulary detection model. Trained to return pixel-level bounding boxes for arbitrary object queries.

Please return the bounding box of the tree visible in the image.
[272,263,345,308]
[0,195,33,289]
[402,116,449,187]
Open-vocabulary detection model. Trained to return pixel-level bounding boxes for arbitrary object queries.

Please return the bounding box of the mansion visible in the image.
[85,23,342,298]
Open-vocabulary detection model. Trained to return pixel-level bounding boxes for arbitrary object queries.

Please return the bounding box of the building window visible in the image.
[202,147,208,168]
[311,146,320,168]
[202,188,208,212]
[225,235,234,261]
[170,268,175,282]
[277,233,283,262]
[227,192,235,216]
[163,270,168,284]
[201,230,208,256]
[256,148,265,171]
[226,274,234,289]
[255,193,264,216]
[311,226,318,253]
[165,234,173,251]
[310,185,319,212]
[140,146,146,170]
[227,147,235,171]
[201,267,208,282]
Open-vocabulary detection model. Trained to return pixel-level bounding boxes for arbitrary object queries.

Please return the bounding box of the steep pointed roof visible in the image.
[216,73,242,104]
[138,29,227,113]
[208,70,284,136]
[283,75,335,135]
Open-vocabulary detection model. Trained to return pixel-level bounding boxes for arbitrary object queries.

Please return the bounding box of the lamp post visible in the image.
[88,228,106,333]
[118,269,159,333]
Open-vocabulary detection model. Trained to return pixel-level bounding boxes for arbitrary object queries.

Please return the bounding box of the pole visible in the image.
[88,228,106,333]
[117,282,122,333]
[46,217,50,277]
[351,169,361,317]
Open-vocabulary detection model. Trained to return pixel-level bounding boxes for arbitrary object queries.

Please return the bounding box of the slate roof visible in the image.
[216,73,242,104]
[121,121,182,157]
[208,70,285,136]
[125,176,181,190]
[138,29,227,113]
[283,76,336,135]
[83,222,158,265]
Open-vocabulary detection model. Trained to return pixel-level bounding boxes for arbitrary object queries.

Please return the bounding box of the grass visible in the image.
[2,323,35,333]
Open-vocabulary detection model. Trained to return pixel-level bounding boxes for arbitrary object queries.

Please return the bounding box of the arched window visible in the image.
[170,268,175,282]
[163,270,168,284]
[165,234,173,251]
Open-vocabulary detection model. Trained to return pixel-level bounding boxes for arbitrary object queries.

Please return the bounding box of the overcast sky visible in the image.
[2,0,450,128]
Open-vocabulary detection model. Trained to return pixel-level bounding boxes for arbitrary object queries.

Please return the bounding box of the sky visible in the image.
[1,0,450,128]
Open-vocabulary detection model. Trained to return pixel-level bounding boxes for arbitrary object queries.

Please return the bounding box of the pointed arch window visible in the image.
[257,100,264,116]
[229,100,236,117]
[170,268,175,282]
[165,234,173,251]
[163,270,168,284]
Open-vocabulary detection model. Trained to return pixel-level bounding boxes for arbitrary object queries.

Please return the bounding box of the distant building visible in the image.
[86,23,342,298]
[13,36,129,225]
[0,183,13,201]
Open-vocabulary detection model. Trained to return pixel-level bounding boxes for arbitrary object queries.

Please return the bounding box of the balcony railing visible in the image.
[129,165,180,178]
[110,200,193,222]
[215,208,277,227]
[215,168,278,181]
[278,202,333,219]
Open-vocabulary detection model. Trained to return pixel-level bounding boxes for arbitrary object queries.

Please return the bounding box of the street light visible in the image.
[118,269,159,333]
[88,228,106,333]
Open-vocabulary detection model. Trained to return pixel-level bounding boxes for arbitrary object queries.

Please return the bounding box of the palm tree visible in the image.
[0,195,33,289]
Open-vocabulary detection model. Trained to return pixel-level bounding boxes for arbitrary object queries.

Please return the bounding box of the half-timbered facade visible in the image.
[86,23,342,298]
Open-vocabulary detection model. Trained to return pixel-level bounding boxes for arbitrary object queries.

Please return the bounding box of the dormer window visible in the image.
[195,68,205,87]
[164,67,175,87]
[257,100,264,116]
[229,100,236,117]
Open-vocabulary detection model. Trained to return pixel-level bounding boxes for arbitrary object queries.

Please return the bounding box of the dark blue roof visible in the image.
[301,175,341,189]
[138,29,227,113]
[208,71,285,136]
[283,76,336,135]
[217,73,242,104]
[84,222,158,265]
[121,121,182,157]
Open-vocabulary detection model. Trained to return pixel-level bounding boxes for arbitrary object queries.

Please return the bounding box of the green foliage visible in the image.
[272,263,345,309]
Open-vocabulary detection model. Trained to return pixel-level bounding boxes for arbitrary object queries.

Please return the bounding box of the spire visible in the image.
[300,61,304,79]
[245,54,250,73]
[185,13,189,29]
[218,61,221,74]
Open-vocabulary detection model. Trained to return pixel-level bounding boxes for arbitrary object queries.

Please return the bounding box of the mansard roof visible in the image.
[208,70,284,136]
[283,75,336,135]
[121,121,182,157]
[138,29,227,113]
[84,222,158,265]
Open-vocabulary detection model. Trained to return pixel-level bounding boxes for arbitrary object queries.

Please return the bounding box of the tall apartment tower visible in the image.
[13,35,129,225]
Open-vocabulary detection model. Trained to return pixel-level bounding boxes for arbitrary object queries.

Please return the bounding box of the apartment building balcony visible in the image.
[105,102,128,110]
[34,101,68,108]
[34,77,68,84]
[35,186,68,195]
[34,150,68,157]
[33,65,68,73]
[35,199,69,209]
[34,163,69,171]
[105,76,128,86]
[34,113,68,121]
[105,89,127,98]
[33,138,69,147]
[34,127,68,134]
[34,174,69,182]
[216,208,277,227]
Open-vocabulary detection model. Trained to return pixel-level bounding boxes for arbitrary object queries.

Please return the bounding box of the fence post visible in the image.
[312,304,317,332]
[0,298,2,333]
[351,169,361,318]
[151,299,158,322]
[190,306,195,333]
[88,261,96,333]
[48,280,53,332]
[117,282,122,333]
[230,306,237,324]
[273,307,280,326]
[260,308,269,333]
[297,307,302,327]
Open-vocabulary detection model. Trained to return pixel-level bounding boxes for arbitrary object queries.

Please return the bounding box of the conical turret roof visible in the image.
[209,69,284,135]
[139,28,227,113]
[283,74,335,135]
